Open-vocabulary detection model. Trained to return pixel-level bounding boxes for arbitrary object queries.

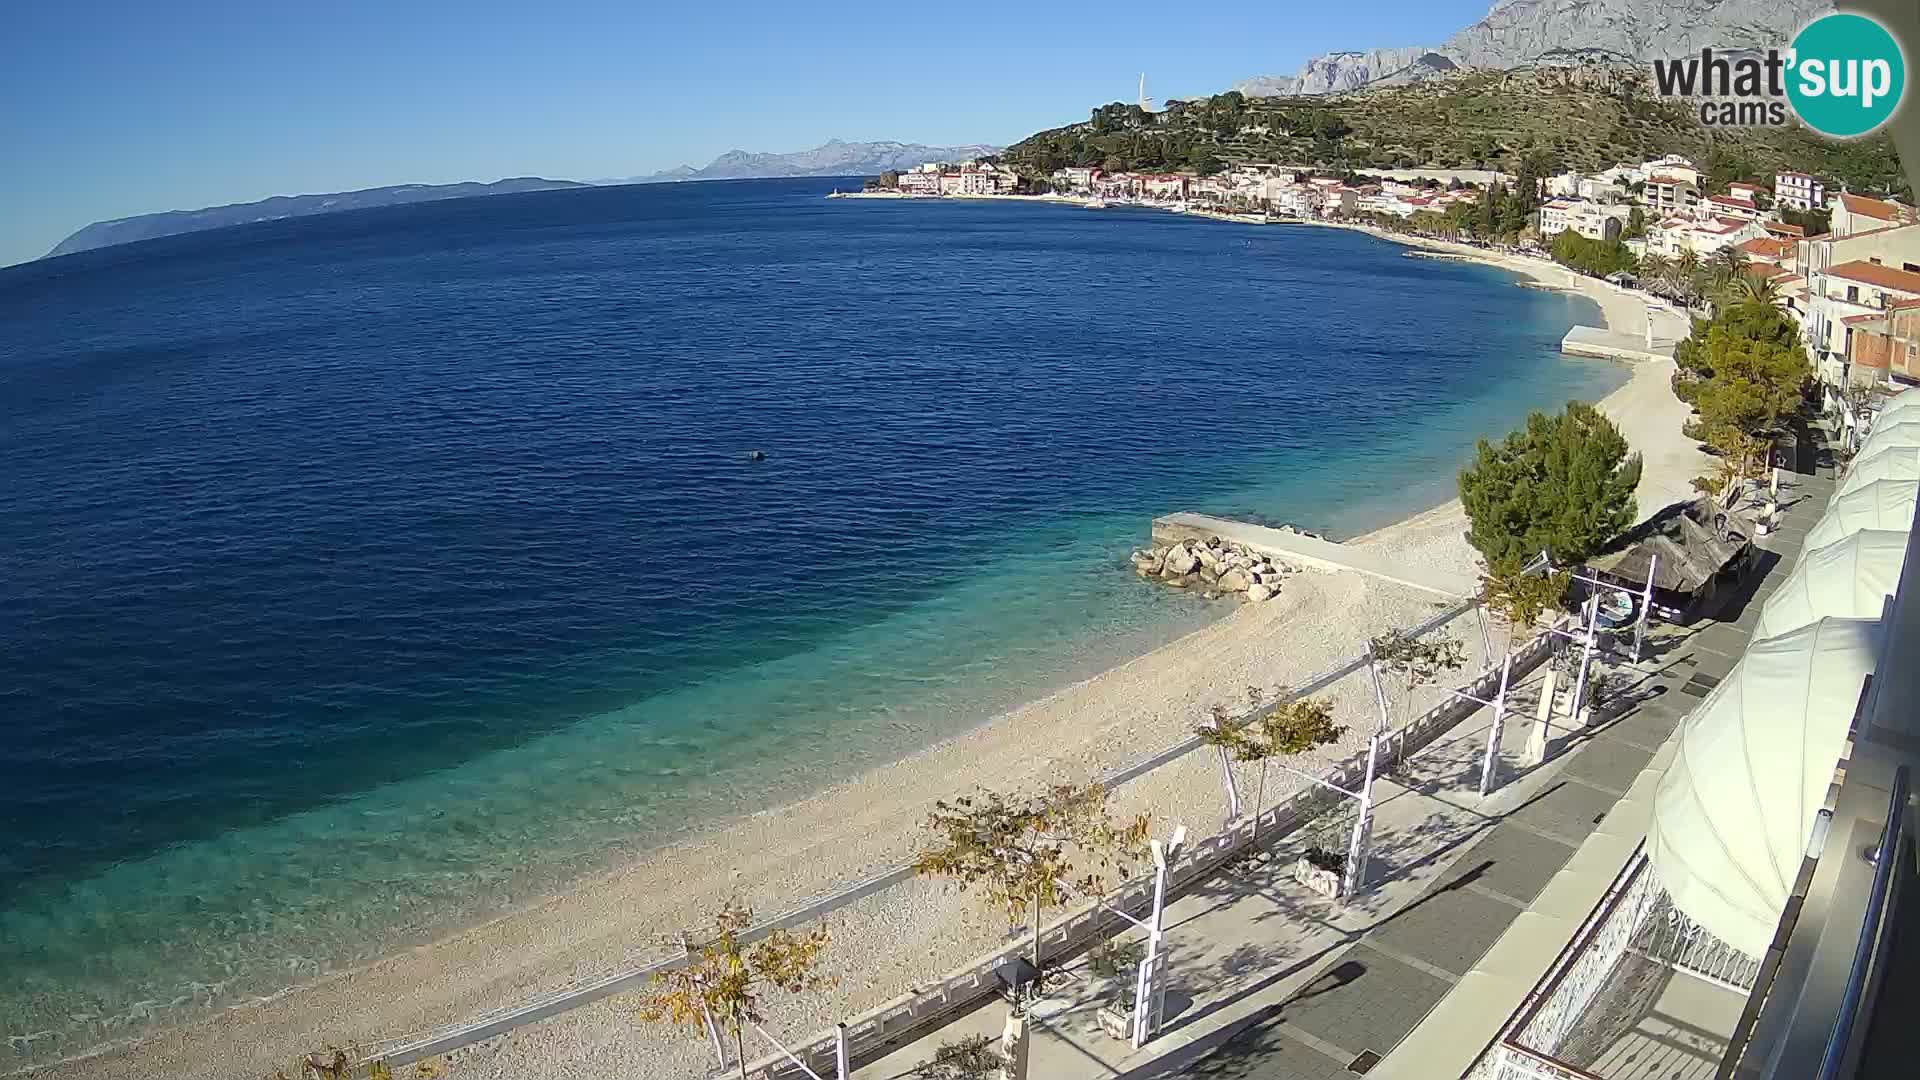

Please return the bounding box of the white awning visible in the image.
[1650,617,1884,957]
[1875,389,1920,423]
[1857,419,1920,460]
[1756,531,1907,640]
[1836,445,1920,503]
[1805,479,1919,551]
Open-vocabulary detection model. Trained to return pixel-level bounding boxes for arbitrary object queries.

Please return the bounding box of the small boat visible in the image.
[1595,590,1636,629]
[1084,198,1108,209]
[1167,201,1188,214]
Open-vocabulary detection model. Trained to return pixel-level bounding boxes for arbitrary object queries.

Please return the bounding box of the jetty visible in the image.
[1560,324,1669,363]
[1151,512,1476,598]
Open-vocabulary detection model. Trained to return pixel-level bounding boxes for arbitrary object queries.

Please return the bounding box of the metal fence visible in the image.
[1632,891,1764,994]
[1472,852,1762,1080]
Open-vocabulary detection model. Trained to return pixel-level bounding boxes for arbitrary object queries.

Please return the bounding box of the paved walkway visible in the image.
[850,452,1834,1080]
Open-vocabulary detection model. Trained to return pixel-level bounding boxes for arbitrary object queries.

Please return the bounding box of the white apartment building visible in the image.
[1538,198,1631,241]
[1644,174,1699,217]
[1774,170,1825,211]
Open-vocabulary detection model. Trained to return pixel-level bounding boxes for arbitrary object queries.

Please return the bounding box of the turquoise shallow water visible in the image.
[0,179,1622,1055]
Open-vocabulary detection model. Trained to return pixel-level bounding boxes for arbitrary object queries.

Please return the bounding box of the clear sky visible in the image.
[1,0,1494,267]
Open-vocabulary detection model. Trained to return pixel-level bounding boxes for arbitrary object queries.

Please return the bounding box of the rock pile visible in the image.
[1129,536,1298,602]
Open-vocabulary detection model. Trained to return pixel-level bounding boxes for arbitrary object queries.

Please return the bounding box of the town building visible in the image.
[1644,174,1699,217]
[1843,298,1920,385]
[1830,192,1919,237]
[1538,198,1631,242]
[1773,170,1825,210]
[1700,193,1764,223]
[1649,215,1765,258]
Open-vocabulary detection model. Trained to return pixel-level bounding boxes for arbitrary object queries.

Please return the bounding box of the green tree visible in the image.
[1624,206,1647,239]
[1458,402,1644,565]
[637,903,832,1080]
[1479,555,1571,645]
[1549,230,1638,277]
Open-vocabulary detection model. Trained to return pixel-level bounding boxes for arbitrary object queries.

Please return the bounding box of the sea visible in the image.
[0,178,1623,1058]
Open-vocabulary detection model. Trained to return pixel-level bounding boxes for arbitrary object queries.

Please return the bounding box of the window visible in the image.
[1849,285,1861,303]
[1871,257,1885,265]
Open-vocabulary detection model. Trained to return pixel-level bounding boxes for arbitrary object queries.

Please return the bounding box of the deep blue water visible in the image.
[0,178,1621,1050]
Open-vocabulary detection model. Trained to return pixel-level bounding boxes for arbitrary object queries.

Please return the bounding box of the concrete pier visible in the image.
[1562,324,1667,363]
[1151,512,1477,598]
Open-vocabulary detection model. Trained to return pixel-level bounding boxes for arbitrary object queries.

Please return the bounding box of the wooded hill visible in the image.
[1004,68,1907,198]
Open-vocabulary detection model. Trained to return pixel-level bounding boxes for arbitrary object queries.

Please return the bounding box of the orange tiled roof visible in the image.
[1838,192,1916,222]
[1736,237,1793,259]
[1826,260,1920,293]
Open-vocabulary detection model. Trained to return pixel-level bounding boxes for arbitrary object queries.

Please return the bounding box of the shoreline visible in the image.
[34,222,1709,1080]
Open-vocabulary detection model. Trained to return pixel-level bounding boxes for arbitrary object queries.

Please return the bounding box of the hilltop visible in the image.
[46,178,588,259]
[1004,68,1906,196]
[1234,0,1828,100]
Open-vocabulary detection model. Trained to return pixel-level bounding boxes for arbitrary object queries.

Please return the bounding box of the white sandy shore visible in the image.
[36,229,1710,1080]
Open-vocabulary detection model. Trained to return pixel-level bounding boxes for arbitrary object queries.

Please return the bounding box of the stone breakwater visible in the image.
[1129,535,1300,602]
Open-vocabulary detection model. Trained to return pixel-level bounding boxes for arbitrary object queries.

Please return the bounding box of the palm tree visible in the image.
[1732,273,1781,308]
[1673,249,1703,308]
[1640,253,1673,298]
[1707,246,1750,296]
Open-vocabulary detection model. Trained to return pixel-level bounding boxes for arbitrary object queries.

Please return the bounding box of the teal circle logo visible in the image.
[1787,13,1906,138]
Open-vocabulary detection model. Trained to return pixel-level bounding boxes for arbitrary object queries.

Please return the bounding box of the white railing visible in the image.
[1467,850,1658,1080]
[740,627,1562,1079]
[1632,892,1763,993]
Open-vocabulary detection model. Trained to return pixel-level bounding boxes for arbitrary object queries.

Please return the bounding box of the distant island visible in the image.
[612,139,1003,184]
[45,177,589,259]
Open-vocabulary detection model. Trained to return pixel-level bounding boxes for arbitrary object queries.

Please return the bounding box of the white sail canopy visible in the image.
[1874,389,1920,423]
[1805,479,1919,551]
[1650,617,1884,957]
[1755,531,1907,640]
[1836,445,1920,502]
[1856,419,1920,461]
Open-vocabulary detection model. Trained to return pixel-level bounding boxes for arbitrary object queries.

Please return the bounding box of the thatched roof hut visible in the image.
[1586,498,1755,620]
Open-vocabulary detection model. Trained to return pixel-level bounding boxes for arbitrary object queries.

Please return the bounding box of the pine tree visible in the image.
[1458,402,1644,565]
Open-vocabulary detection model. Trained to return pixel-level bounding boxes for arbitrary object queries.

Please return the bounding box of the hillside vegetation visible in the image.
[1005,68,1906,197]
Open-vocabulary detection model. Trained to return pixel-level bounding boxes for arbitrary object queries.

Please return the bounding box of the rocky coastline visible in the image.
[1130,535,1299,602]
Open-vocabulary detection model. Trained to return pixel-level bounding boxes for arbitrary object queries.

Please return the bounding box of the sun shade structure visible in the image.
[1754,531,1908,640]
[1855,419,1920,461]
[1585,498,1753,622]
[1649,617,1884,958]
[1803,479,1919,553]
[1874,389,1920,423]
[1836,445,1920,503]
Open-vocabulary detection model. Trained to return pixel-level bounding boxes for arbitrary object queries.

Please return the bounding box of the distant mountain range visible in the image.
[46,178,589,259]
[613,139,1003,184]
[1234,0,1829,97]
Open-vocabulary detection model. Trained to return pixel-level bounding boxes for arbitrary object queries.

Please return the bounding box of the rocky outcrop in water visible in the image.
[1129,536,1296,602]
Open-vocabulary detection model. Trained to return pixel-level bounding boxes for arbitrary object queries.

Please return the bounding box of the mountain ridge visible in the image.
[615,139,1003,183]
[46,177,588,259]
[1235,0,1831,98]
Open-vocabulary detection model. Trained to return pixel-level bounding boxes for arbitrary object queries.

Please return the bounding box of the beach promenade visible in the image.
[851,435,1830,1080]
